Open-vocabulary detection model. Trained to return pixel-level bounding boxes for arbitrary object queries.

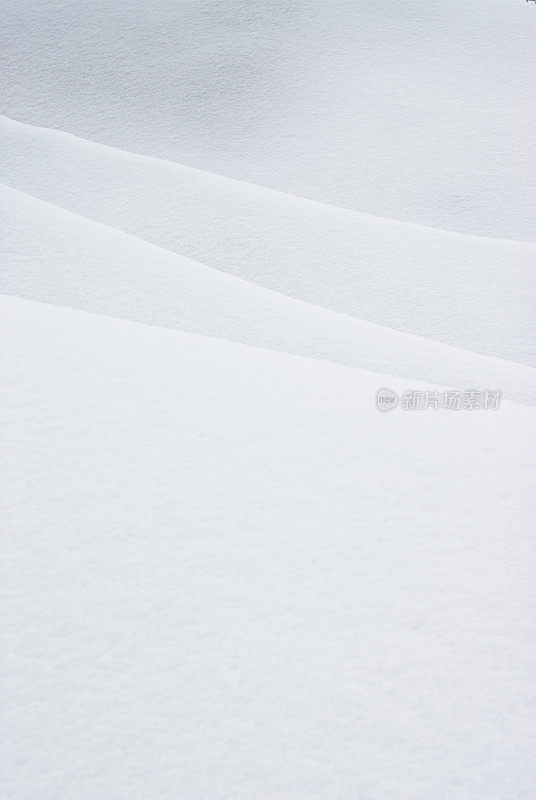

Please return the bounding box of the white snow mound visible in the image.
[1,0,534,237]
[2,184,533,405]
[2,296,535,800]
[1,115,535,365]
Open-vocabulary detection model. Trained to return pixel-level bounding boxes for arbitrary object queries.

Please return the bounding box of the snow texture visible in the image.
[1,115,535,366]
[1,0,535,798]
[1,184,534,404]
[1,0,535,239]
[2,296,536,800]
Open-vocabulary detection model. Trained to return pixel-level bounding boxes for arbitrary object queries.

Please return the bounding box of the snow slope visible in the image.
[1,0,534,238]
[2,1,535,797]
[2,296,536,800]
[2,115,535,366]
[2,184,533,404]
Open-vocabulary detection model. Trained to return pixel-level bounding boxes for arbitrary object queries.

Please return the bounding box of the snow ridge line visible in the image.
[2,183,534,405]
[2,113,535,247]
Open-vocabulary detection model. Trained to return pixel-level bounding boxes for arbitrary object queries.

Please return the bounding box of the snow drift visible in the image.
[1,0,535,797]
[1,115,535,365]
[1,0,534,238]
[2,184,533,404]
[2,296,535,800]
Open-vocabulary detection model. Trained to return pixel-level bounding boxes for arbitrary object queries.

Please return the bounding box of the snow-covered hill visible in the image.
[1,0,534,238]
[2,116,535,365]
[2,183,534,403]
[2,296,535,800]
[1,1,535,798]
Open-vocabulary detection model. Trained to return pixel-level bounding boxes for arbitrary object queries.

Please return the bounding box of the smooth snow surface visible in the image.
[2,184,534,404]
[1,0,535,238]
[1,1,535,798]
[2,297,536,800]
[2,116,535,365]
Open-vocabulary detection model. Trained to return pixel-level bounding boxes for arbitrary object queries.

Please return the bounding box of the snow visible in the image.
[2,184,534,405]
[1,0,535,797]
[2,296,536,800]
[1,0,535,239]
[2,115,535,365]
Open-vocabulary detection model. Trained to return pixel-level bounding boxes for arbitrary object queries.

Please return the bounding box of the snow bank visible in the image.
[1,0,534,237]
[2,185,533,404]
[1,115,535,365]
[2,296,535,800]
